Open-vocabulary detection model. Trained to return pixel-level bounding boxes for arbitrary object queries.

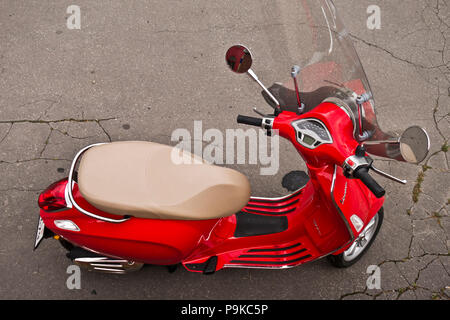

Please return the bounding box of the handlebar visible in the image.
[237,112,385,199]
[353,166,385,198]
[237,115,263,127]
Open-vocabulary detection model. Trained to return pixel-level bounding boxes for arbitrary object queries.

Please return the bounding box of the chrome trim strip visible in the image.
[64,181,73,209]
[75,257,128,263]
[424,127,431,156]
[67,143,130,223]
[330,165,355,241]
[224,264,298,270]
[249,185,305,201]
[74,256,143,274]
[90,263,125,268]
[92,267,126,273]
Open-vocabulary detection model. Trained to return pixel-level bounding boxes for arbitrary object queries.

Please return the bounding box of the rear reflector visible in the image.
[38,178,68,212]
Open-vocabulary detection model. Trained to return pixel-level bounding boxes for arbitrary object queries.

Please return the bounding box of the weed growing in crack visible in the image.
[412,171,425,203]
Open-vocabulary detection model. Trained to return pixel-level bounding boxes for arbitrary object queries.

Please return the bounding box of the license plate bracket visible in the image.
[34,217,46,250]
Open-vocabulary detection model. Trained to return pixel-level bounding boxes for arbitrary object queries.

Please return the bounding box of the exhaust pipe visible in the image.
[67,246,143,274]
[74,257,144,274]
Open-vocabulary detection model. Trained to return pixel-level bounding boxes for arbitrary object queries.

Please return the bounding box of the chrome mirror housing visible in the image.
[363,126,430,164]
[225,45,253,74]
[399,126,430,164]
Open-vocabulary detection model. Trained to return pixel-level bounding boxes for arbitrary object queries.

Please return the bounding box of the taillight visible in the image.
[38,178,68,212]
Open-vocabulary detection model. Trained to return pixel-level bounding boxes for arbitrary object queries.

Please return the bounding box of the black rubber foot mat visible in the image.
[234,212,288,237]
[282,170,309,192]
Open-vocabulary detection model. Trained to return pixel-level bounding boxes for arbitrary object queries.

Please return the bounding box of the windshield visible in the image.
[254,0,388,144]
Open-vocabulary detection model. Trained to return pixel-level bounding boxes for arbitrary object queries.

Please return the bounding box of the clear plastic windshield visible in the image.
[259,0,389,145]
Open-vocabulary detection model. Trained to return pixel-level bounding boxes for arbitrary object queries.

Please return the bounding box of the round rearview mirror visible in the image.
[225,45,253,74]
[399,126,430,164]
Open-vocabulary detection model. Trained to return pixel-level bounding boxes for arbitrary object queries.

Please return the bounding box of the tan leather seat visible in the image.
[77,141,251,220]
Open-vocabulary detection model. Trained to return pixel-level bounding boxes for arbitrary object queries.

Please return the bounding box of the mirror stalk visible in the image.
[253,107,270,117]
[247,69,280,108]
[291,65,305,114]
[362,139,399,145]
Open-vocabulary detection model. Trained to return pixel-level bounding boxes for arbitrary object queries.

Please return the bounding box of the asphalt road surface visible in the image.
[0,0,448,300]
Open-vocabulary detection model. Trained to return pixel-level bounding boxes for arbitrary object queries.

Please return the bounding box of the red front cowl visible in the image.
[273,102,359,168]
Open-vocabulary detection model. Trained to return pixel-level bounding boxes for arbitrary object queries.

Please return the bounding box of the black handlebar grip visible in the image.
[353,167,385,199]
[237,115,263,127]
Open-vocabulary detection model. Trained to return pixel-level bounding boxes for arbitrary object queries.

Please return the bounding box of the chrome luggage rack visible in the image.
[65,143,130,223]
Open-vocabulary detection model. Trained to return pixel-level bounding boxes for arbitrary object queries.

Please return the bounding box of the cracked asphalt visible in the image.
[0,0,448,300]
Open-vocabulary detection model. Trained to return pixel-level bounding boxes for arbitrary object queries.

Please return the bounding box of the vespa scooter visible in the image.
[34,3,430,274]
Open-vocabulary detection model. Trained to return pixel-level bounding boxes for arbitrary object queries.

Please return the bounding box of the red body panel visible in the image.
[39,102,384,272]
[42,186,219,265]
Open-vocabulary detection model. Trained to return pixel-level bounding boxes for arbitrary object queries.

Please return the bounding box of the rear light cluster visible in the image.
[38,178,69,212]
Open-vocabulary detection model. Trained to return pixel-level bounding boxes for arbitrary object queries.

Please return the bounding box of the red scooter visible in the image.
[34,2,430,274]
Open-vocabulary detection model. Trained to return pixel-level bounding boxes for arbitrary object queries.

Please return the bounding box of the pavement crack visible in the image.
[153,22,288,36]
[0,187,44,193]
[50,124,97,140]
[39,126,53,157]
[413,256,440,287]
[432,87,448,143]
[349,33,447,70]
[0,123,13,145]
[0,157,72,165]
[0,117,117,125]
[407,232,415,258]
[339,289,371,300]
[36,95,63,121]
[96,120,112,142]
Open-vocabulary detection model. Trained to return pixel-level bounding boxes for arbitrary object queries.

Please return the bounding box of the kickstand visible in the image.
[166,264,178,273]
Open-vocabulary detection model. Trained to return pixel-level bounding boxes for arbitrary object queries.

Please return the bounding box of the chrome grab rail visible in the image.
[66,143,130,223]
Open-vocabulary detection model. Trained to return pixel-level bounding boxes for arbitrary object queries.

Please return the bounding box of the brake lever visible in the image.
[346,146,407,185]
[370,165,407,185]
